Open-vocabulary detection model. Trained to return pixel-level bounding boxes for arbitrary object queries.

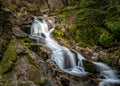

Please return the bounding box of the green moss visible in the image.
[105,20,120,42]
[99,58,112,66]
[99,30,117,48]
[115,50,120,57]
[34,79,46,85]
[79,0,97,8]
[73,0,120,48]
[53,29,64,37]
[55,5,77,14]
[76,8,105,46]
[26,54,39,69]
[26,56,46,85]
[20,83,27,86]
[0,40,17,75]
[20,39,30,48]
[27,54,35,64]
[69,25,78,37]
[83,60,97,73]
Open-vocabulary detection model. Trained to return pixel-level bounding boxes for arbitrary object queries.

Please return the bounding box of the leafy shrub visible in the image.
[53,29,64,37]
[99,30,117,48]
[75,0,120,48]
[105,21,120,42]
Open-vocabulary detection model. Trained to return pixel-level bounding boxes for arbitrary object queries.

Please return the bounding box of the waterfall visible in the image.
[31,16,120,85]
[93,62,120,86]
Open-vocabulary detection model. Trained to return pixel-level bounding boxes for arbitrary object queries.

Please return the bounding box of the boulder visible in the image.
[82,60,97,74]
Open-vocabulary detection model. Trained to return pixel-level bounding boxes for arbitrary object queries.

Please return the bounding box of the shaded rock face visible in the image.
[0,1,14,60]
[2,0,63,24]
[0,40,47,86]
[48,0,63,10]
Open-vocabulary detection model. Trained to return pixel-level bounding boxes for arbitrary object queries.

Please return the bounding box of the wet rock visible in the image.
[83,60,97,74]
[61,77,70,86]
[13,27,28,38]
[30,44,51,60]
[46,61,99,86]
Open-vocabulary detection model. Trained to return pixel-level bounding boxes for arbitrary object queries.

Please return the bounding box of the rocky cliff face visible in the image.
[0,0,120,86]
[0,39,47,86]
[0,27,100,86]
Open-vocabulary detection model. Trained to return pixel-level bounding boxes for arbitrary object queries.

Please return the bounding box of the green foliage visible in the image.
[105,21,120,42]
[54,0,120,48]
[55,5,77,14]
[19,38,31,48]
[79,27,102,45]
[75,0,120,48]
[34,79,46,85]
[99,30,117,48]
[115,50,120,57]
[0,40,17,75]
[53,29,64,37]
[69,25,84,46]
[69,24,78,38]
[55,7,77,27]
[26,54,39,69]
[77,8,105,28]
[79,0,110,9]
[79,0,97,8]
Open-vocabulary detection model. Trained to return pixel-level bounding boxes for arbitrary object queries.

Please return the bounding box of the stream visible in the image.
[30,16,120,86]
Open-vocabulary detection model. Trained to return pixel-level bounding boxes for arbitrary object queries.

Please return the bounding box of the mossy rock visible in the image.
[27,67,46,85]
[0,40,17,75]
[26,54,40,69]
[26,54,46,85]
[19,38,31,49]
[0,72,13,86]
[83,60,97,74]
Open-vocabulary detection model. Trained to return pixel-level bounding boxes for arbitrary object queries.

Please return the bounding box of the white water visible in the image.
[93,62,120,86]
[31,16,120,85]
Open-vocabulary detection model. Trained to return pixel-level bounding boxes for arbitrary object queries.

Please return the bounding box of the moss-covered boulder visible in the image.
[0,40,48,86]
[0,40,17,75]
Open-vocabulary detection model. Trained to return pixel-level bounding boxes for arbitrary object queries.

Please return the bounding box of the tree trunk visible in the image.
[65,0,69,6]
[61,0,66,6]
[45,0,51,11]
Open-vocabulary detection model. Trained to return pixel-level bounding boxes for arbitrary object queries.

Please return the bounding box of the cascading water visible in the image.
[31,16,87,75]
[93,62,120,86]
[31,16,120,86]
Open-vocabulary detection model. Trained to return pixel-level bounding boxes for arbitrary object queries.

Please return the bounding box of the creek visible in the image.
[30,16,120,86]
